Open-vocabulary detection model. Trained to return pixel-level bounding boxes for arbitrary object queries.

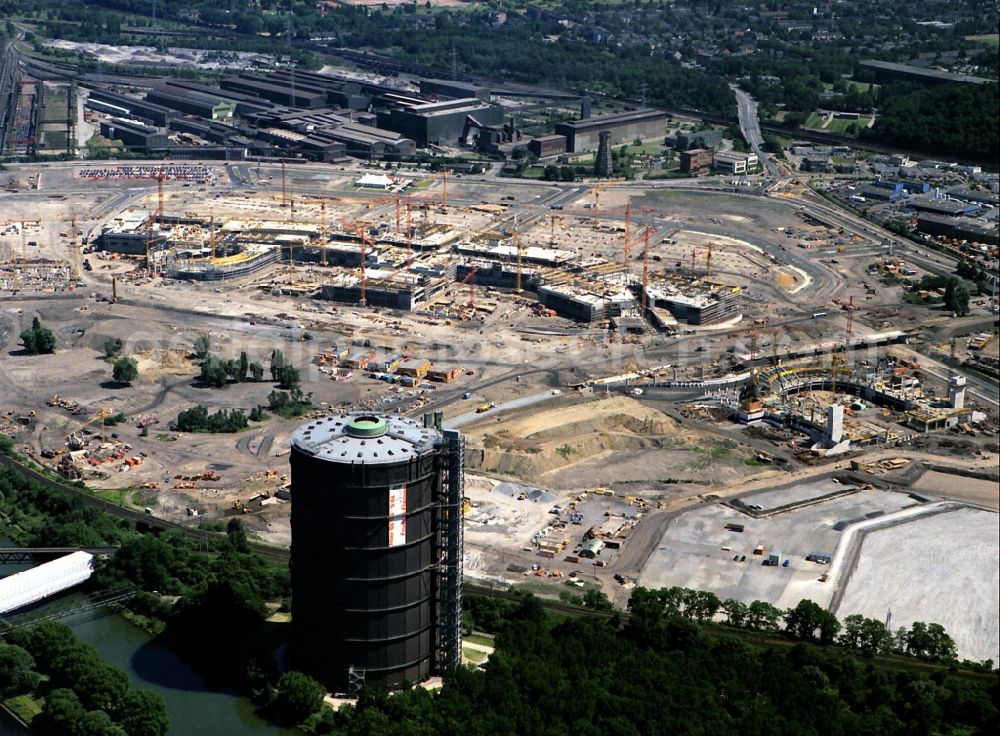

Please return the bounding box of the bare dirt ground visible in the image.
[912,470,999,511]
[461,395,773,490]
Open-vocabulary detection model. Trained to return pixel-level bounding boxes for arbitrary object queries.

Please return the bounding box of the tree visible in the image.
[944,278,970,316]
[542,164,559,181]
[103,337,124,358]
[114,690,169,736]
[272,671,325,724]
[745,600,782,633]
[0,642,39,692]
[238,351,249,383]
[112,356,139,386]
[199,356,230,388]
[722,598,749,628]
[76,710,128,736]
[582,588,614,611]
[784,599,841,644]
[269,349,285,381]
[193,335,211,360]
[839,614,892,655]
[227,518,250,553]
[20,316,56,355]
[249,361,265,382]
[276,363,301,391]
[38,688,85,736]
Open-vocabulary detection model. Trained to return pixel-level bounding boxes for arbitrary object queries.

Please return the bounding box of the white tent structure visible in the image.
[0,551,94,614]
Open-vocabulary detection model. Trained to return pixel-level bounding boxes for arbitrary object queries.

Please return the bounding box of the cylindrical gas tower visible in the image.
[289,414,462,692]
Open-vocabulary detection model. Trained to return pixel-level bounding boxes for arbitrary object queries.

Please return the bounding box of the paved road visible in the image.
[732,85,779,179]
[444,390,562,429]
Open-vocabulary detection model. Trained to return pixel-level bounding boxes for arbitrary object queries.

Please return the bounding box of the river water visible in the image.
[0,538,295,735]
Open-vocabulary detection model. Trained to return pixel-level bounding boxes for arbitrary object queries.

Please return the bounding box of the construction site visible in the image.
[0,157,996,667]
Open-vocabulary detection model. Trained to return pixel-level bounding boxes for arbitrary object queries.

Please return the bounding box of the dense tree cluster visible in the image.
[0,464,132,547]
[7,622,169,736]
[19,316,56,355]
[861,83,999,163]
[174,405,249,433]
[318,592,997,736]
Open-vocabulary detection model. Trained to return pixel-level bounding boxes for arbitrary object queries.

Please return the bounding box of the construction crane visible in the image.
[591,185,602,227]
[706,242,713,278]
[68,407,112,449]
[640,227,653,315]
[462,265,479,309]
[440,168,452,213]
[281,159,287,206]
[844,295,855,357]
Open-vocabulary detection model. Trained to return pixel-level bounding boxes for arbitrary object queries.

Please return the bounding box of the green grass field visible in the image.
[803,112,872,136]
[42,130,68,150]
[43,94,68,122]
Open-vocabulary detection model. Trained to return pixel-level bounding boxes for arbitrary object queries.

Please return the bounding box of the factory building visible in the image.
[910,197,979,217]
[378,98,505,147]
[145,88,236,120]
[163,80,274,116]
[419,78,491,102]
[554,109,668,153]
[916,214,999,245]
[85,88,176,127]
[257,70,370,109]
[99,119,167,151]
[858,60,993,86]
[221,76,327,109]
[247,109,417,159]
[289,413,464,691]
[254,127,347,162]
[528,134,567,158]
[169,118,245,146]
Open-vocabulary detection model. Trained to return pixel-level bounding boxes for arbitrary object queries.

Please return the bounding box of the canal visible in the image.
[0,539,296,735]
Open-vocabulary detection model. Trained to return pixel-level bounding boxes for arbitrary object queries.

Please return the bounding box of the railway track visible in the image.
[0,450,290,563]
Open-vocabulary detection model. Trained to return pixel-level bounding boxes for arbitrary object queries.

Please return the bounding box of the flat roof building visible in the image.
[86,88,176,126]
[859,60,993,86]
[554,109,668,153]
[145,88,236,120]
[99,119,167,151]
[529,134,567,158]
[680,148,713,175]
[220,76,327,109]
[419,78,491,102]
[378,98,505,147]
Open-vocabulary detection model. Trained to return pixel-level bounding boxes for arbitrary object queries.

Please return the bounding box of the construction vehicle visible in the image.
[475,402,495,414]
[67,407,112,449]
